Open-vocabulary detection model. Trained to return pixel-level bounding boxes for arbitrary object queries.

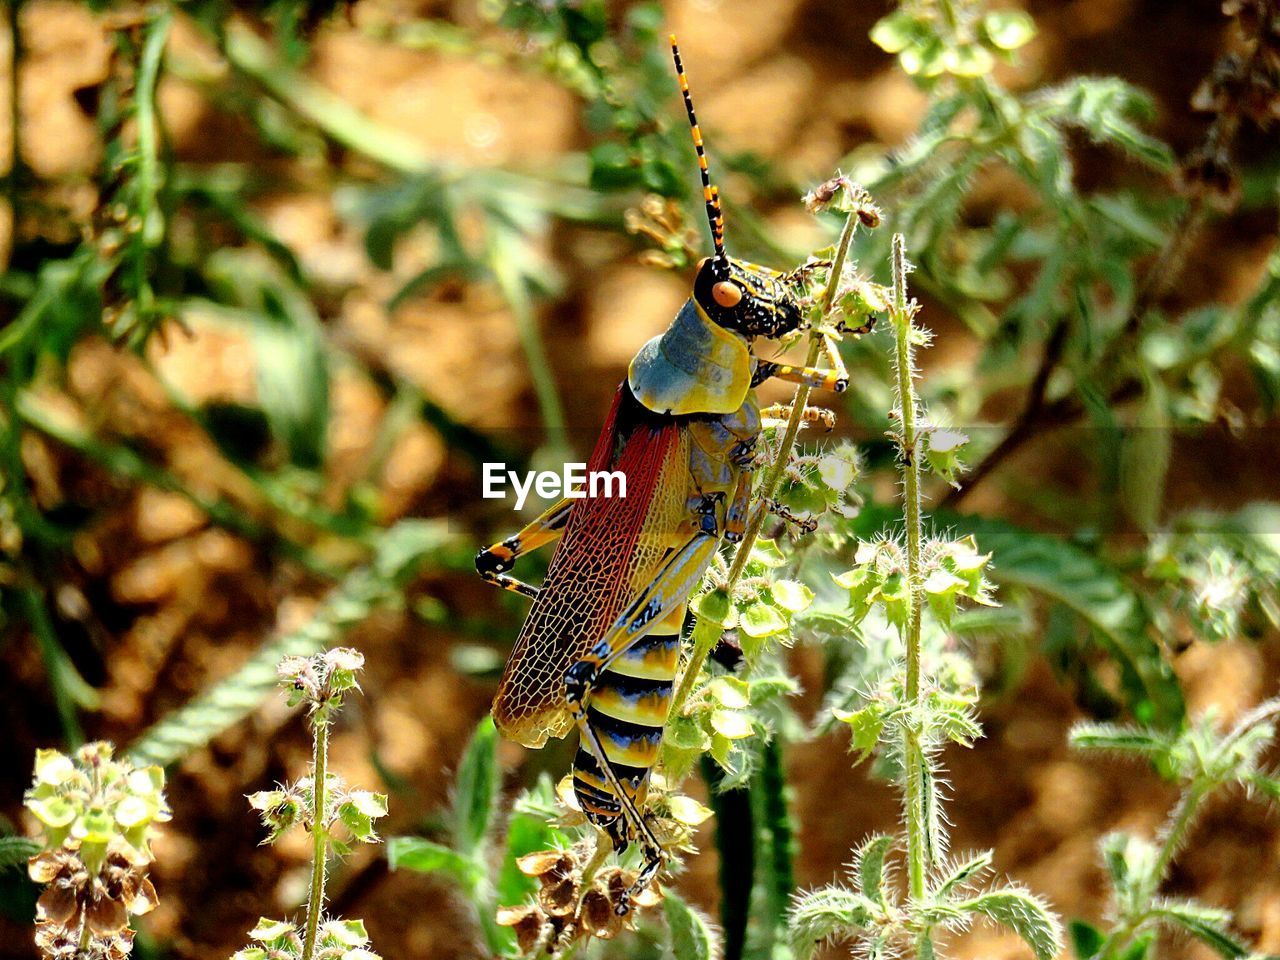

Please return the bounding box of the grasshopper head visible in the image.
[693,255,803,340]
[670,38,803,342]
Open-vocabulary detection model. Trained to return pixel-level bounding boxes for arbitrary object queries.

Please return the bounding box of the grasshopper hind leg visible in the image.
[569,618,684,914]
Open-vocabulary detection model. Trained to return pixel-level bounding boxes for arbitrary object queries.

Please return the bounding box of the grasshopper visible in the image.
[476,37,850,914]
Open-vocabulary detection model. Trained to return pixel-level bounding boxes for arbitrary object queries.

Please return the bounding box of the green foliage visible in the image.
[1068,700,1280,960]
[127,521,451,767]
[663,893,719,960]
[3,0,1277,957]
[387,717,513,955]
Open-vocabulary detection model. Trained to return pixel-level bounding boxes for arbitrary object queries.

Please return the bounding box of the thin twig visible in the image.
[722,209,859,589]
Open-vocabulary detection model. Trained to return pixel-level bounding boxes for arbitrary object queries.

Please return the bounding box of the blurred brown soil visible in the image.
[1,1,1278,959]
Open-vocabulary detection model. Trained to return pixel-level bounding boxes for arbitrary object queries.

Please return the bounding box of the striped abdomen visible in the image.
[572,627,679,847]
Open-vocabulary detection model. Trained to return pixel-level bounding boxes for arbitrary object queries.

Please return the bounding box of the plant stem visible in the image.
[1102,780,1207,959]
[723,207,860,590]
[302,718,330,960]
[669,616,721,741]
[130,9,171,336]
[222,23,434,175]
[889,233,929,912]
[1150,781,1205,890]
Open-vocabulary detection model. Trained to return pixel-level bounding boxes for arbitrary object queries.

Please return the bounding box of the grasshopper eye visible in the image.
[712,281,742,308]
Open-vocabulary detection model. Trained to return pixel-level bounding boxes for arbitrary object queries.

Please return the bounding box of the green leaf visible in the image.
[869,11,921,54]
[772,580,814,614]
[944,44,994,77]
[248,918,295,941]
[386,836,477,884]
[1069,722,1172,759]
[1151,899,1247,958]
[740,602,788,639]
[959,888,1063,960]
[696,588,733,626]
[752,538,788,569]
[664,892,717,960]
[1069,919,1105,960]
[948,515,1183,726]
[1037,77,1173,171]
[788,886,876,960]
[854,834,894,906]
[833,702,887,761]
[588,142,640,191]
[203,252,332,470]
[453,716,500,856]
[26,797,75,829]
[1247,771,1280,804]
[1119,931,1155,960]
[708,677,751,709]
[934,850,992,899]
[0,836,41,869]
[710,709,755,740]
[1098,832,1157,907]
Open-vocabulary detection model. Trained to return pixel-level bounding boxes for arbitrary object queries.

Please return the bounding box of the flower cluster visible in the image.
[231,918,380,960]
[869,2,1036,79]
[230,648,386,960]
[277,647,365,723]
[834,535,995,630]
[496,849,663,956]
[24,743,170,959]
[248,776,388,853]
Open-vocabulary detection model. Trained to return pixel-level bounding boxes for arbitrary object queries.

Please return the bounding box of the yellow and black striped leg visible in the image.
[760,403,836,431]
[760,333,849,393]
[474,497,573,599]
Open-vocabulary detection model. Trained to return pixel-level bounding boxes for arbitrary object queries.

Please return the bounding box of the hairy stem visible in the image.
[889,234,930,915]
[302,718,330,960]
[669,616,721,740]
[1150,781,1206,891]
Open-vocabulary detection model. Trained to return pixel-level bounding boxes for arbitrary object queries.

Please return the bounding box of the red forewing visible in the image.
[492,386,686,747]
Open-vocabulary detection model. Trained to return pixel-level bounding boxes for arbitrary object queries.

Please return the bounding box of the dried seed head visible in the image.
[538,874,580,917]
[496,904,550,955]
[580,886,623,940]
[516,848,576,878]
[803,175,882,227]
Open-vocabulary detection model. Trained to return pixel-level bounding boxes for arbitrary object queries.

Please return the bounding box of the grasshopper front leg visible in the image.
[757,332,849,393]
[475,496,574,599]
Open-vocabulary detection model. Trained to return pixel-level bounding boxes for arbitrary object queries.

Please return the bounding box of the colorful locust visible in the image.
[475,37,849,913]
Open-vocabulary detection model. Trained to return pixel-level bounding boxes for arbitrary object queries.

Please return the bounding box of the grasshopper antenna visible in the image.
[670,35,727,265]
